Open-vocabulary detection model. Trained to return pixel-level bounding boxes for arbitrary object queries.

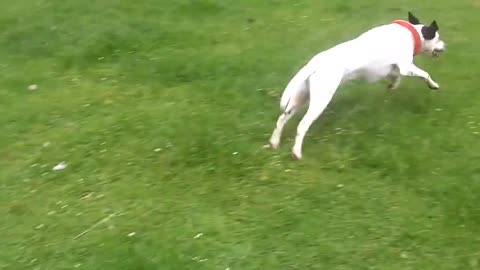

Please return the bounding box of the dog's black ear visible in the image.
[408,11,421,24]
[430,20,439,31]
[421,20,439,40]
[421,26,436,40]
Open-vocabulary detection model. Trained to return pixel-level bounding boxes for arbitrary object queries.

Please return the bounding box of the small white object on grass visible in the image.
[53,161,67,171]
[28,84,38,91]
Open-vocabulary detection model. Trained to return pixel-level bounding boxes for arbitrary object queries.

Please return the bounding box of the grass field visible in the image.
[1,0,480,269]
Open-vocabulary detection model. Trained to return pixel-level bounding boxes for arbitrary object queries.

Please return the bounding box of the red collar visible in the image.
[393,20,422,56]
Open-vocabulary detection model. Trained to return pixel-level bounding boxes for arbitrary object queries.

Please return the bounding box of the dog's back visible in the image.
[305,23,415,83]
[279,23,413,110]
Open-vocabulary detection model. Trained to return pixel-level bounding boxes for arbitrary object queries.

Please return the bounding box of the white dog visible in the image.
[269,12,446,160]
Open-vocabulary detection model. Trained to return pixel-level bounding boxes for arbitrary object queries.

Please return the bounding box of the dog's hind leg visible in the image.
[292,71,341,160]
[269,82,308,149]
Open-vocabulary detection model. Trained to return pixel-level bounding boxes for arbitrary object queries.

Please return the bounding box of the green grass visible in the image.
[1,0,480,269]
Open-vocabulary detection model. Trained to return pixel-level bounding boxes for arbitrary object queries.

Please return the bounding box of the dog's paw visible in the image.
[269,140,280,150]
[428,81,440,90]
[388,83,398,90]
[291,152,302,160]
[388,80,401,90]
[387,75,401,90]
[291,150,302,160]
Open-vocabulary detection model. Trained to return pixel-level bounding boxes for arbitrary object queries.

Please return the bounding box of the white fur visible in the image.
[270,20,445,160]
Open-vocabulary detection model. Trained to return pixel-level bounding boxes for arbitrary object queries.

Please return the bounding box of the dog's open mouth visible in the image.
[432,49,444,57]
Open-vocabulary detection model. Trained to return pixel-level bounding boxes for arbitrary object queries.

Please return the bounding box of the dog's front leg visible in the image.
[398,63,439,89]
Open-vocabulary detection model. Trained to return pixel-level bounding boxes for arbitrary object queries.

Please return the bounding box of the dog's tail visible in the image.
[279,66,314,111]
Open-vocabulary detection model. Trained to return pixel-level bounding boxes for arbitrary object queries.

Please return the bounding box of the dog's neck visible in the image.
[393,20,422,56]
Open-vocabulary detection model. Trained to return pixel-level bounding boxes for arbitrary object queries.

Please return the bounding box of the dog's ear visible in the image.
[430,20,439,31]
[421,20,439,40]
[408,11,421,25]
[421,26,436,40]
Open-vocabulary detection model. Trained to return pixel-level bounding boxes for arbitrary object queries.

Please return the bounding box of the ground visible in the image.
[1,0,480,269]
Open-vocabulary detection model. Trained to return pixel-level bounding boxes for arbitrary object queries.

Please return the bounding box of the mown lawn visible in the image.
[1,0,480,269]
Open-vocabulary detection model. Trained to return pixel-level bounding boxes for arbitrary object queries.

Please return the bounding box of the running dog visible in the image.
[269,12,446,160]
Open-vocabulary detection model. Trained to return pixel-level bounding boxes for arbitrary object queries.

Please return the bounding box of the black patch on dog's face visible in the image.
[408,12,421,25]
[421,21,439,40]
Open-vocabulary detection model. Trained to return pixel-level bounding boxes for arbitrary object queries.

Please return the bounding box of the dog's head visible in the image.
[408,12,446,57]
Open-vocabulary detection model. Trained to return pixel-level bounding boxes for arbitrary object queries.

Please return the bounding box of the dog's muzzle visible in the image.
[432,48,445,57]
[432,41,446,57]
